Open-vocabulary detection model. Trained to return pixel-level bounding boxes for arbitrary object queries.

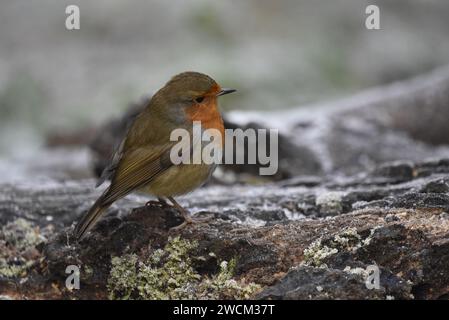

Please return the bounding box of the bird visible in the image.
[74,71,235,241]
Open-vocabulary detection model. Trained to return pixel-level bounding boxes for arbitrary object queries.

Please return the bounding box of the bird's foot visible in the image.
[170,214,211,231]
[167,196,211,231]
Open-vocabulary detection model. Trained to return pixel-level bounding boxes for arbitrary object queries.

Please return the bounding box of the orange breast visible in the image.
[185,98,225,146]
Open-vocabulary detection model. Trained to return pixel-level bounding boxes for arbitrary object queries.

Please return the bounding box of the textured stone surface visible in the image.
[1,158,449,299]
[3,67,449,299]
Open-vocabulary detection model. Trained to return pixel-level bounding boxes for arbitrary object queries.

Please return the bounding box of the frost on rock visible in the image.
[316,191,346,216]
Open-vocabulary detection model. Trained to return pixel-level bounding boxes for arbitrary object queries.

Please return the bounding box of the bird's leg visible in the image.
[167,197,212,230]
[167,196,194,226]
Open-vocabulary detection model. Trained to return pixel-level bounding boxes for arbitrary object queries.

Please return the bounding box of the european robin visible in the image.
[74,72,235,240]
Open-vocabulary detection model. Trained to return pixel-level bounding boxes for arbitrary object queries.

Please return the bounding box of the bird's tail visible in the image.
[74,194,111,241]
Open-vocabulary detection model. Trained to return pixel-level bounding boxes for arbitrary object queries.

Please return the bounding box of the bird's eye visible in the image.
[195,96,205,103]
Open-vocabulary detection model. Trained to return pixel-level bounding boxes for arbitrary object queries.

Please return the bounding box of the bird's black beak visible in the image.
[217,88,236,96]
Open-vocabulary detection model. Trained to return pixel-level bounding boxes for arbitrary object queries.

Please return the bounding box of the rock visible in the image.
[257,266,410,300]
[0,158,449,299]
[369,161,415,183]
[420,179,449,194]
[226,66,449,175]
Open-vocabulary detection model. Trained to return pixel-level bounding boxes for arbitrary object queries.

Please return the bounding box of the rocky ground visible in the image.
[1,66,449,299]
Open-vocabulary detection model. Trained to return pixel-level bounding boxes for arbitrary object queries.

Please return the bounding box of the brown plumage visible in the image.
[74,72,235,240]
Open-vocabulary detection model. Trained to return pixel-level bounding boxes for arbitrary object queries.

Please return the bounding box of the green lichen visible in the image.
[107,236,260,300]
[0,260,35,278]
[343,266,369,277]
[302,239,338,268]
[332,227,362,250]
[302,227,362,267]
[0,218,46,278]
[82,264,95,282]
[361,226,381,246]
[108,254,139,299]
[197,259,260,300]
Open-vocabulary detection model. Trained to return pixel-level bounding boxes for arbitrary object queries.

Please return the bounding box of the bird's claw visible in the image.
[170,214,212,231]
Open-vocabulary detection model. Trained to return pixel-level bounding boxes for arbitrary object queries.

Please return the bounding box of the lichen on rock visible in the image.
[0,218,47,278]
[107,236,260,300]
[302,227,363,268]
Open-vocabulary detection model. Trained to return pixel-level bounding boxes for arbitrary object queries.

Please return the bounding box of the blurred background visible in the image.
[1,0,449,181]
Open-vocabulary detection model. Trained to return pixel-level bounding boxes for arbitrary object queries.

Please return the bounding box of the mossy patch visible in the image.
[0,218,47,278]
[107,236,260,300]
[302,227,363,268]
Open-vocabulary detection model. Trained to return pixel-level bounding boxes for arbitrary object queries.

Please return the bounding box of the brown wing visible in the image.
[75,106,179,240]
[74,144,174,240]
[101,145,173,204]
